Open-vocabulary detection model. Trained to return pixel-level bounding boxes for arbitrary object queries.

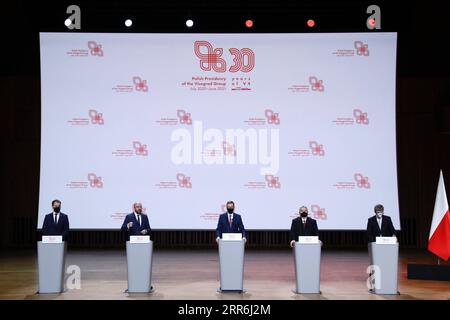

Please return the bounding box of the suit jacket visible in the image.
[290,217,319,241]
[216,213,246,239]
[42,212,70,241]
[366,215,396,242]
[121,213,152,239]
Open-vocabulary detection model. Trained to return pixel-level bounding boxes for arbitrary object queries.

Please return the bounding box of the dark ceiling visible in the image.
[1,0,449,77]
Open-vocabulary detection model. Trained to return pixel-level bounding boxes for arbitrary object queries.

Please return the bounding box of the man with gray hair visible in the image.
[121,202,152,240]
[366,204,396,242]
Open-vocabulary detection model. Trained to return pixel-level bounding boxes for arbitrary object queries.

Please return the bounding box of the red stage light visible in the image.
[307,19,315,28]
[245,19,254,28]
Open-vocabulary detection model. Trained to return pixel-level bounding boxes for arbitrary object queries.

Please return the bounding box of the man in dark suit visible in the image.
[42,199,70,241]
[366,204,397,242]
[290,206,319,247]
[121,202,152,239]
[216,201,246,242]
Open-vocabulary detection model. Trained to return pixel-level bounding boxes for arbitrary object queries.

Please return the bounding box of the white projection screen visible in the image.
[38,32,399,230]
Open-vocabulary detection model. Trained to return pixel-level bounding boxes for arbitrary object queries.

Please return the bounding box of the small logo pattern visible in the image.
[309,76,325,92]
[265,109,280,125]
[88,109,104,125]
[309,141,325,156]
[176,173,192,188]
[133,141,148,156]
[132,76,148,92]
[354,173,370,188]
[311,205,327,220]
[88,41,103,56]
[354,41,370,56]
[353,109,369,125]
[265,175,281,188]
[223,141,237,156]
[88,173,103,188]
[177,109,192,125]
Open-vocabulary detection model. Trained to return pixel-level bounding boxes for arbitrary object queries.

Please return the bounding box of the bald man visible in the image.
[121,202,152,239]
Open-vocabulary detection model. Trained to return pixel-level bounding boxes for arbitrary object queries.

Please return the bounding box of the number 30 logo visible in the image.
[194,41,255,73]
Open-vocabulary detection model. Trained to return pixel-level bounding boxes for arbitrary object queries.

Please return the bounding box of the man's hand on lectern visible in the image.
[290,240,295,248]
[127,222,133,229]
[243,237,247,243]
[216,237,220,243]
[141,229,148,235]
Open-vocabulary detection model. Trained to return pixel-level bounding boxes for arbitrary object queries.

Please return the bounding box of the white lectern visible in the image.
[368,237,399,295]
[37,238,66,294]
[218,235,245,292]
[293,237,321,294]
[126,236,153,293]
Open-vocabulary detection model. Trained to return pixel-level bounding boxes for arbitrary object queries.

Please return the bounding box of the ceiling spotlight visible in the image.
[307,19,315,28]
[186,19,194,28]
[64,18,72,27]
[125,19,133,27]
[245,19,254,28]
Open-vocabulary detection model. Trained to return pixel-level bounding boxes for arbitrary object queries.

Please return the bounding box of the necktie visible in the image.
[228,215,232,227]
[54,214,57,225]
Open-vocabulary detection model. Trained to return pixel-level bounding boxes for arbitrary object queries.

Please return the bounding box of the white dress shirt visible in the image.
[134,212,142,226]
[228,213,234,224]
[53,212,60,224]
[377,216,382,230]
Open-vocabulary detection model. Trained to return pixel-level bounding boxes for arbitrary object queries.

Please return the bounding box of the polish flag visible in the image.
[428,170,450,261]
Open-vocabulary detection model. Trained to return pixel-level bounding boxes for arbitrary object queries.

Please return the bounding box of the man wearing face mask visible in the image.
[121,202,152,240]
[366,204,397,243]
[216,201,246,243]
[290,206,319,247]
[42,199,70,241]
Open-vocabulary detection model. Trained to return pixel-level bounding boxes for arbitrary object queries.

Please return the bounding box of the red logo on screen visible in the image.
[228,48,255,73]
[223,141,237,156]
[309,141,325,156]
[88,41,103,56]
[133,141,148,156]
[176,173,192,188]
[265,175,281,188]
[354,41,370,56]
[177,109,192,125]
[311,205,327,220]
[309,76,324,92]
[354,173,370,189]
[132,76,148,92]
[89,109,104,125]
[194,41,255,73]
[265,109,280,125]
[88,173,103,188]
[353,109,369,125]
[194,41,226,72]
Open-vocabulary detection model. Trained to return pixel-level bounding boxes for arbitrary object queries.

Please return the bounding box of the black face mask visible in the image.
[300,212,308,218]
[227,208,234,214]
[53,207,61,213]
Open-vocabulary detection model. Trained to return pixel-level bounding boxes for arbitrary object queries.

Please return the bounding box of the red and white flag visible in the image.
[428,170,450,260]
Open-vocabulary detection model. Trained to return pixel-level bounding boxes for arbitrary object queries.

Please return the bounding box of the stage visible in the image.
[0,249,448,300]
